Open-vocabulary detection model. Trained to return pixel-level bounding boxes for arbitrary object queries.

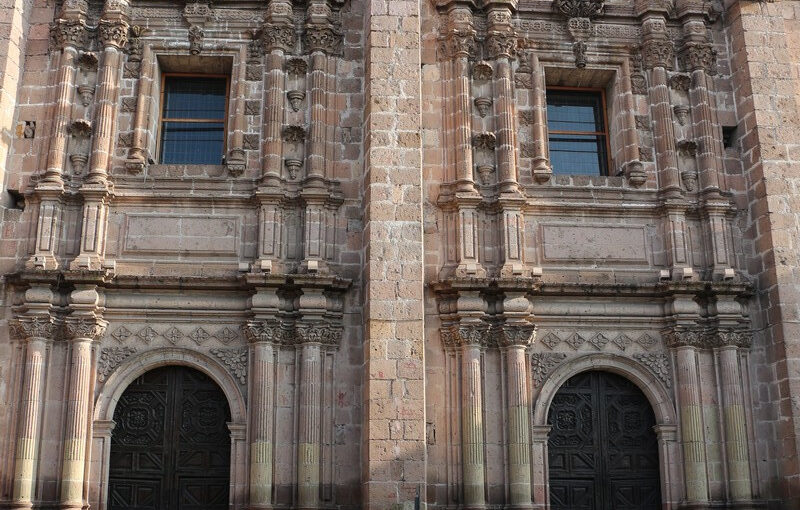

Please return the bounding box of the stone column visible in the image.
[666,328,709,504]
[226,44,248,176]
[487,9,518,195]
[60,314,106,510]
[620,58,646,186]
[260,0,293,186]
[86,12,127,185]
[295,324,324,510]
[715,330,753,502]
[125,43,154,173]
[499,322,535,508]
[243,321,279,509]
[9,316,56,510]
[304,2,336,186]
[527,51,552,183]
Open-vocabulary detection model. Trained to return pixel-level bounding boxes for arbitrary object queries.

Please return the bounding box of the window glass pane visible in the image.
[546,90,604,133]
[548,134,608,175]
[163,77,226,120]
[160,121,225,164]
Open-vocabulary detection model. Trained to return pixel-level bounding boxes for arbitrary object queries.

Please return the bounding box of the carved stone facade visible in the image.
[0,0,799,509]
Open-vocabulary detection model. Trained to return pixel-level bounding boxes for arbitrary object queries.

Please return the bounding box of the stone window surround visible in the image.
[124,44,244,173]
[530,55,643,186]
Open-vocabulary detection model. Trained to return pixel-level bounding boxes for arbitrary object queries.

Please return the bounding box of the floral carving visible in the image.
[531,353,568,384]
[111,325,133,343]
[121,97,136,113]
[117,132,133,148]
[680,42,716,74]
[540,331,561,350]
[262,22,295,52]
[641,39,674,70]
[612,333,633,350]
[51,19,88,49]
[440,324,491,348]
[163,327,184,345]
[573,41,588,68]
[210,347,248,385]
[715,328,752,348]
[188,25,204,55]
[472,132,496,151]
[486,32,516,59]
[519,110,534,126]
[630,73,647,95]
[68,119,92,138]
[555,0,605,19]
[634,353,672,388]
[663,327,709,348]
[472,61,493,81]
[190,327,211,345]
[439,30,477,60]
[304,24,343,55]
[589,332,610,350]
[282,125,306,143]
[636,332,658,349]
[669,74,691,91]
[136,326,157,345]
[286,58,308,76]
[64,317,108,341]
[497,324,536,348]
[9,316,58,341]
[98,19,129,49]
[243,319,295,345]
[216,326,238,344]
[98,347,136,382]
[75,51,98,70]
[295,324,343,347]
[245,100,260,115]
[565,332,587,350]
[243,134,259,151]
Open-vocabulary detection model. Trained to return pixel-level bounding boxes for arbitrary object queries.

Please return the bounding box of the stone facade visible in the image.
[0,0,799,509]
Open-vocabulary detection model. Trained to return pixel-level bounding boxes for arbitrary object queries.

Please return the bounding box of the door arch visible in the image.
[547,370,661,510]
[108,365,232,510]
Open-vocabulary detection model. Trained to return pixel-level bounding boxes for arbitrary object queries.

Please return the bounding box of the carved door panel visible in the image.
[109,366,231,510]
[548,371,661,510]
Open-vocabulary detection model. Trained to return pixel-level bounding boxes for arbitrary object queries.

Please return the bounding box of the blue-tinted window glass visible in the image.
[160,76,227,164]
[546,89,608,175]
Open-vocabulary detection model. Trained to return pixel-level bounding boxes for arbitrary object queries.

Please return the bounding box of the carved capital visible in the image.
[715,328,752,349]
[555,0,605,19]
[262,22,296,52]
[663,327,709,349]
[440,323,491,348]
[98,19,129,49]
[242,319,294,345]
[641,39,674,70]
[486,32,517,60]
[304,24,343,55]
[295,323,343,347]
[10,316,59,341]
[498,323,536,348]
[51,19,88,49]
[680,42,716,74]
[439,30,477,60]
[64,316,108,341]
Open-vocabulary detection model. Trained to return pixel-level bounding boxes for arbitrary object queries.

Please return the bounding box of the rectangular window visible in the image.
[546,88,610,176]
[159,75,229,164]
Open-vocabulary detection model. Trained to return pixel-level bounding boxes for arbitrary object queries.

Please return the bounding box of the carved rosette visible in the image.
[641,39,674,70]
[262,22,296,53]
[440,323,491,349]
[98,19,129,49]
[497,324,536,348]
[303,24,343,55]
[633,353,672,388]
[64,316,108,341]
[51,19,88,49]
[10,316,59,341]
[680,42,716,74]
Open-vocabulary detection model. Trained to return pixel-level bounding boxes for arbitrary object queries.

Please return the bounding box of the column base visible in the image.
[9,501,33,510]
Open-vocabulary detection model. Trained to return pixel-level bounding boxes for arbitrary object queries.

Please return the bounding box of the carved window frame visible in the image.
[545,86,612,176]
[156,72,231,165]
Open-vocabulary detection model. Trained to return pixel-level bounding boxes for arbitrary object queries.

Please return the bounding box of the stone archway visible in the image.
[546,370,661,510]
[107,365,231,510]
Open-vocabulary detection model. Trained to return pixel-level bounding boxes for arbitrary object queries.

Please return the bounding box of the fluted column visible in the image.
[295,331,323,510]
[125,43,154,173]
[260,0,293,186]
[666,329,709,504]
[715,331,753,502]
[499,322,534,508]
[226,44,248,176]
[60,315,106,510]
[9,317,56,510]
[86,15,127,185]
[244,321,282,509]
[487,11,518,194]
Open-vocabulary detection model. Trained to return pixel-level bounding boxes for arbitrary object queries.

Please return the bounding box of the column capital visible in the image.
[714,327,752,348]
[663,326,710,349]
[242,319,293,345]
[441,323,492,348]
[262,22,295,53]
[98,19,129,49]
[10,315,59,341]
[641,38,675,70]
[63,316,108,341]
[295,322,343,347]
[679,41,717,74]
[497,323,536,348]
[50,19,88,50]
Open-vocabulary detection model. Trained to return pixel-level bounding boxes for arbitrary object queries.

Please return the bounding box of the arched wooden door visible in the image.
[108,366,232,510]
[547,371,661,510]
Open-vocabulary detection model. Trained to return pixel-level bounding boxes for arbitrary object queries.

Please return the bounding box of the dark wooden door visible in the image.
[547,371,661,510]
[108,366,231,510]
